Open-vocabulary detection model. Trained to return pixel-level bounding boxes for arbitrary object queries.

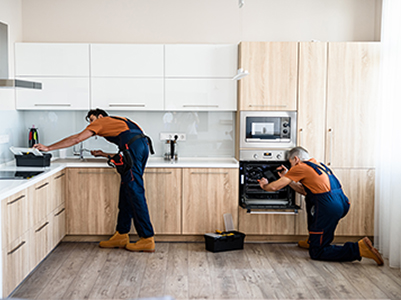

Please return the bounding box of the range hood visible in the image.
[0,22,42,89]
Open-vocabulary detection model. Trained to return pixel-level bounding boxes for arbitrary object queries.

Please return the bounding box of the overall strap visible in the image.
[303,161,328,176]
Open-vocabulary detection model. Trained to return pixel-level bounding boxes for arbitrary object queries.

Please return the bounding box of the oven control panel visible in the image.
[240,149,288,161]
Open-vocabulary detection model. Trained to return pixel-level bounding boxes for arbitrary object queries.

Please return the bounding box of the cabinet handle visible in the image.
[109,103,145,107]
[55,173,66,179]
[246,210,298,215]
[35,222,49,232]
[34,103,71,107]
[145,171,172,174]
[328,128,333,166]
[183,104,219,108]
[7,241,26,255]
[55,208,65,216]
[249,104,287,108]
[299,128,303,145]
[78,171,115,174]
[35,182,49,190]
[7,195,25,205]
[190,172,229,175]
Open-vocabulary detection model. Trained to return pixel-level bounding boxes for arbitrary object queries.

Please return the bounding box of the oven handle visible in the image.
[246,209,298,215]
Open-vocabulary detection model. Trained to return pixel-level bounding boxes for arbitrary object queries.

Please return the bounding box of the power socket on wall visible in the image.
[159,133,186,141]
[0,134,10,144]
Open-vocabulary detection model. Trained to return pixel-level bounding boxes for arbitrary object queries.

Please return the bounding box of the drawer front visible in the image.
[30,218,52,268]
[52,204,66,247]
[29,179,51,227]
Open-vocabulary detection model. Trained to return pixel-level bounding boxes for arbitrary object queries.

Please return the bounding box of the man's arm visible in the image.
[33,129,94,152]
[289,181,307,196]
[259,176,292,191]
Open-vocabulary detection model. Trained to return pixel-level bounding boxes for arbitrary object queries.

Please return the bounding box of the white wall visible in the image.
[21,0,382,43]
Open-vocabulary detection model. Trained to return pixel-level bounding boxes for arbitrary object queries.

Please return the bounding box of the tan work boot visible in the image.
[298,238,310,249]
[99,231,129,248]
[125,237,155,252]
[358,237,384,266]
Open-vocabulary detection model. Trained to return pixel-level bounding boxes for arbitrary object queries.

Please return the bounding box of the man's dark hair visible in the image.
[86,108,109,122]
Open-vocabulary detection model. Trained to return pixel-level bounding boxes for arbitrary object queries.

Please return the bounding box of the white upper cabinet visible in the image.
[165,44,237,77]
[15,43,89,76]
[90,44,164,77]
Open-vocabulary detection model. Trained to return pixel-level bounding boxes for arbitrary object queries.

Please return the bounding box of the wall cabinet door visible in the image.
[182,168,238,234]
[16,77,90,110]
[15,43,89,76]
[28,178,51,228]
[165,79,236,111]
[326,42,381,168]
[1,189,28,247]
[66,168,120,235]
[91,78,164,111]
[140,168,182,234]
[2,232,30,298]
[238,42,298,111]
[91,44,164,77]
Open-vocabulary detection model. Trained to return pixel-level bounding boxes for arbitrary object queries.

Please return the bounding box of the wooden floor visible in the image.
[10,242,401,300]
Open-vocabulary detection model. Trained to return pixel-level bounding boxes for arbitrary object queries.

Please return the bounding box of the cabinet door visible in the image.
[51,171,66,212]
[165,44,237,77]
[16,77,90,110]
[326,42,380,168]
[15,43,89,76]
[1,189,28,247]
[297,42,327,161]
[28,178,51,228]
[333,169,375,236]
[66,168,120,235]
[91,78,164,111]
[238,42,298,111]
[2,232,30,298]
[165,79,237,111]
[238,209,296,235]
[91,44,164,77]
[182,168,238,234]
[141,168,182,234]
[52,204,66,247]
[30,218,51,269]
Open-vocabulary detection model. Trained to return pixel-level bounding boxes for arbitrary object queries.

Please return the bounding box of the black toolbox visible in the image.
[15,153,52,167]
[204,231,246,253]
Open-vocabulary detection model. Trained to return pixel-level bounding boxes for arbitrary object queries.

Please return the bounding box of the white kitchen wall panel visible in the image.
[165,44,237,77]
[91,78,163,111]
[15,43,89,76]
[16,77,90,110]
[165,79,236,111]
[90,44,164,77]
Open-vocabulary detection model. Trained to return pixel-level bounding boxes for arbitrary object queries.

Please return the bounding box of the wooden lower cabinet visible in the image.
[28,178,51,228]
[51,170,66,212]
[52,204,66,247]
[182,168,238,234]
[66,168,120,235]
[30,217,52,269]
[2,231,31,297]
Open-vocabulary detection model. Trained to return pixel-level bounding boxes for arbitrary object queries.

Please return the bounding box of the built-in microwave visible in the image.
[239,111,297,150]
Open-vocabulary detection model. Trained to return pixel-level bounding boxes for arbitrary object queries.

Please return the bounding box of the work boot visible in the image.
[298,238,310,249]
[99,231,129,248]
[358,237,384,266]
[125,237,155,252]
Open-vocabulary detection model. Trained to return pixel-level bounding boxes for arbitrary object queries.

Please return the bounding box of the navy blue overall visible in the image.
[303,161,360,262]
[105,118,154,238]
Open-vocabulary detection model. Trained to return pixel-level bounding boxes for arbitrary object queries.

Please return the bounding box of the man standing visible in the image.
[34,108,155,252]
[258,146,383,265]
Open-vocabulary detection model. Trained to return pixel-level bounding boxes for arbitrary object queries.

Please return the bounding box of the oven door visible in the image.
[239,161,299,211]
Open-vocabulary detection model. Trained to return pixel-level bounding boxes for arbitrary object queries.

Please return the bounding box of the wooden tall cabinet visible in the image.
[238,42,298,111]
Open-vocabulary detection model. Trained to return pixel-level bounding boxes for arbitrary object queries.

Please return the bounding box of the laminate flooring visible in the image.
[10,242,401,300]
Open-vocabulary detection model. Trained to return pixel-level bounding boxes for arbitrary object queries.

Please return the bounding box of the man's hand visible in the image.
[277,165,288,177]
[33,143,49,152]
[91,150,107,157]
[258,177,269,189]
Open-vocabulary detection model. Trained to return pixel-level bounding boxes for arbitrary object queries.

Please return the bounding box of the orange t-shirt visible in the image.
[85,117,140,137]
[284,158,331,194]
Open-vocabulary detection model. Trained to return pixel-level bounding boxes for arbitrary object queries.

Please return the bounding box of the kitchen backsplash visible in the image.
[0,110,26,164]
[20,110,235,159]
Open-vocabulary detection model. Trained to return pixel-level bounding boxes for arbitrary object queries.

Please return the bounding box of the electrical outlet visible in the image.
[0,134,10,144]
[159,133,186,141]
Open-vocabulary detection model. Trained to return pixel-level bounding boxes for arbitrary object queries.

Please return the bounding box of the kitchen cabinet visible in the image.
[238,210,296,235]
[238,42,298,111]
[66,168,120,235]
[51,171,66,212]
[51,203,66,248]
[182,168,238,234]
[28,178,51,228]
[165,44,237,111]
[90,44,164,111]
[30,217,52,269]
[15,43,90,110]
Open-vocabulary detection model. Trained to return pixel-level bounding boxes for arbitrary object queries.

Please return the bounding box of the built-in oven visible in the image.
[238,111,299,213]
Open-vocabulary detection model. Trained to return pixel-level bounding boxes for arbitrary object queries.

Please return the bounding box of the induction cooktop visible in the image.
[0,170,44,180]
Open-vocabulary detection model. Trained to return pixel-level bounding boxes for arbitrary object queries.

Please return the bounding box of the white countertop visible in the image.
[0,156,238,201]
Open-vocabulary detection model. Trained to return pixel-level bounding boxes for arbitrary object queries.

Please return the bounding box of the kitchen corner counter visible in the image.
[0,156,238,200]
